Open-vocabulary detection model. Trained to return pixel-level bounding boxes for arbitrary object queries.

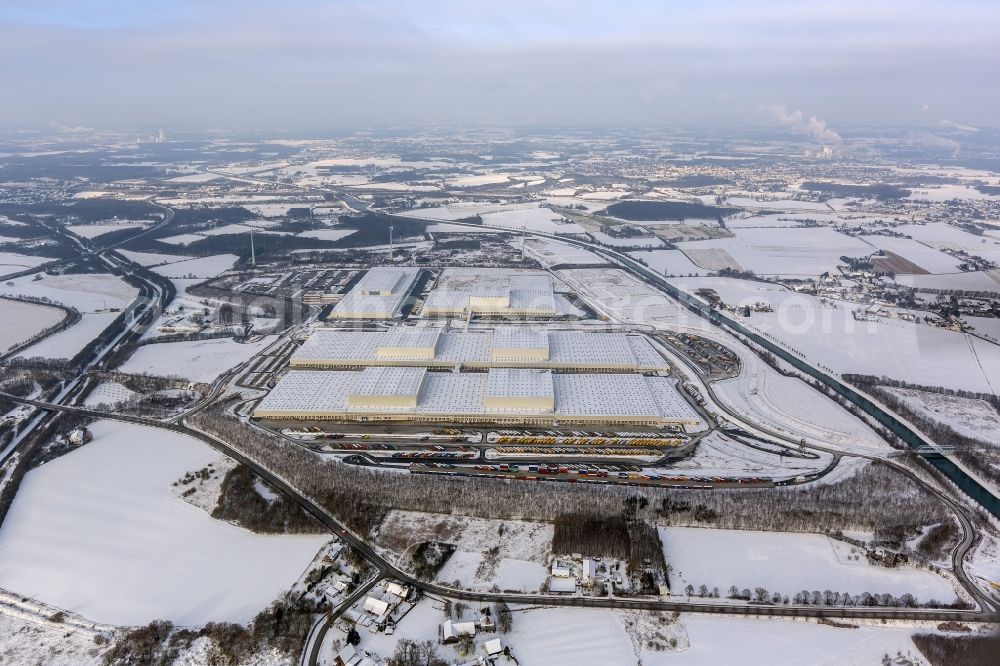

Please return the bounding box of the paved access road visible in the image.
[5,392,996,626]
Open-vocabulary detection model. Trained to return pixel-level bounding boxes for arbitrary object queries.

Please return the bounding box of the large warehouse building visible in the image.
[422,270,558,317]
[290,328,669,371]
[253,367,703,428]
[329,267,420,320]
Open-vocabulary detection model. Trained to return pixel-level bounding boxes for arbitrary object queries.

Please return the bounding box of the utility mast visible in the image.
[388,225,394,263]
[250,228,256,267]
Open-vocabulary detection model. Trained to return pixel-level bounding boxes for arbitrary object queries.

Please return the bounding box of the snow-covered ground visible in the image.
[713,353,891,453]
[297,228,357,242]
[150,254,238,279]
[506,607,637,665]
[668,431,833,479]
[116,249,194,267]
[65,222,149,239]
[1,273,139,361]
[630,248,710,276]
[968,316,1000,343]
[481,207,587,235]
[664,276,1000,395]
[675,228,872,278]
[0,420,327,626]
[894,270,1000,293]
[883,387,1000,442]
[15,312,117,361]
[519,237,606,268]
[375,511,552,593]
[661,527,957,603]
[0,613,105,665]
[0,273,137,312]
[0,298,65,352]
[0,251,56,274]
[860,235,963,274]
[662,615,930,666]
[82,381,138,407]
[117,336,274,382]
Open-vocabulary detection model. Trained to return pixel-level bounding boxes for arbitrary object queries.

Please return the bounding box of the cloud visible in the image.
[939,118,979,132]
[760,105,843,145]
[908,131,961,157]
[0,1,999,129]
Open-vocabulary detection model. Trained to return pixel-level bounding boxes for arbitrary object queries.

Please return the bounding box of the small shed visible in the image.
[483,638,503,656]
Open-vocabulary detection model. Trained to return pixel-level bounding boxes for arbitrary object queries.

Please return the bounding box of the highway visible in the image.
[6,177,989,659]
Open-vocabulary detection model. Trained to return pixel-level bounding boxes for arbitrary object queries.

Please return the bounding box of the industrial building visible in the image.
[422,269,558,317]
[329,267,420,320]
[253,367,703,428]
[290,328,668,372]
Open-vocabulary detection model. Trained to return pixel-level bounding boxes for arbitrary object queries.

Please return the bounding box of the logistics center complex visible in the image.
[288,328,668,371]
[254,325,704,428]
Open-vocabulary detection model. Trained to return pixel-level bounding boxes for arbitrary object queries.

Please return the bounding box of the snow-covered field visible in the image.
[297,228,357,242]
[713,353,891,453]
[520,237,606,268]
[0,273,137,312]
[884,387,1000,443]
[0,298,65,352]
[860,235,963,274]
[969,316,1000,342]
[1,274,138,361]
[894,270,1000,293]
[117,249,194,267]
[445,173,510,188]
[82,381,138,407]
[0,420,327,626]
[65,222,149,239]
[630,248,709,276]
[505,607,637,665]
[481,207,586,235]
[117,336,274,382]
[661,527,957,603]
[663,615,929,666]
[664,276,1000,395]
[150,253,238,279]
[0,251,56,274]
[676,228,872,277]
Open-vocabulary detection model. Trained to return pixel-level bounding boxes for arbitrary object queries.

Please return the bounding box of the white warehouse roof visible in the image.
[291,328,668,371]
[487,368,554,400]
[350,366,426,399]
[330,268,419,319]
[254,369,703,426]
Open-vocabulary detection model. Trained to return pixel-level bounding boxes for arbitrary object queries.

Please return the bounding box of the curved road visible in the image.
[5,391,996,626]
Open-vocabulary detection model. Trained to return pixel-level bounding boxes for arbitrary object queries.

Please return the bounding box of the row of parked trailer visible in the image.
[491,435,684,447]
[494,446,665,457]
[409,462,778,489]
[391,451,476,460]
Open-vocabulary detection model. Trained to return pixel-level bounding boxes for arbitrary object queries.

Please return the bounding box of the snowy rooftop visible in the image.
[508,289,556,312]
[423,290,470,311]
[331,292,405,316]
[255,369,701,424]
[291,329,668,370]
[492,328,549,351]
[349,366,427,397]
[330,268,419,318]
[379,327,442,350]
[487,368,555,399]
[355,267,410,295]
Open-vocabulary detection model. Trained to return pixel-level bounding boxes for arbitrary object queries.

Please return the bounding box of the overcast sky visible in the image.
[1,0,997,131]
